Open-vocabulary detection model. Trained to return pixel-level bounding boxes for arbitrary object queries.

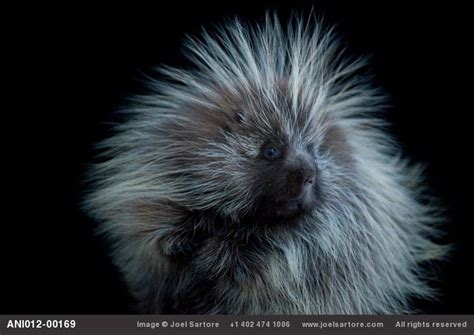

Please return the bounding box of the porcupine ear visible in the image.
[213,85,246,132]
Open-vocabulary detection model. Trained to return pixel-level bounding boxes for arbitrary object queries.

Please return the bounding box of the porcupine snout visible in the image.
[283,150,317,214]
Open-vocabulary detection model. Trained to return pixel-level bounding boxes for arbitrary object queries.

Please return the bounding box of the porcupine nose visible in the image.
[287,155,316,199]
[304,167,315,185]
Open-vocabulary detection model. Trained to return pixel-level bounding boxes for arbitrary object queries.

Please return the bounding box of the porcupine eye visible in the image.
[263,145,281,161]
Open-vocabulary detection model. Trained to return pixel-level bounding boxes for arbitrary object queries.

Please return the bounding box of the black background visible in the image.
[3,1,472,314]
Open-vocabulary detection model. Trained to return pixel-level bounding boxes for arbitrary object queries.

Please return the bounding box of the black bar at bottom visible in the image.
[0,315,472,335]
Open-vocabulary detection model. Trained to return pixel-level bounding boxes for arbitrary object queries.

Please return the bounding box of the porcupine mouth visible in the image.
[256,186,318,221]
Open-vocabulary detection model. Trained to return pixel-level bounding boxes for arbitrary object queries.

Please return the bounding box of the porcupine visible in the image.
[82,14,446,314]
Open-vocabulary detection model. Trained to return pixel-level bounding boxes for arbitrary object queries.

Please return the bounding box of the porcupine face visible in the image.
[216,93,321,220]
[161,82,331,222]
